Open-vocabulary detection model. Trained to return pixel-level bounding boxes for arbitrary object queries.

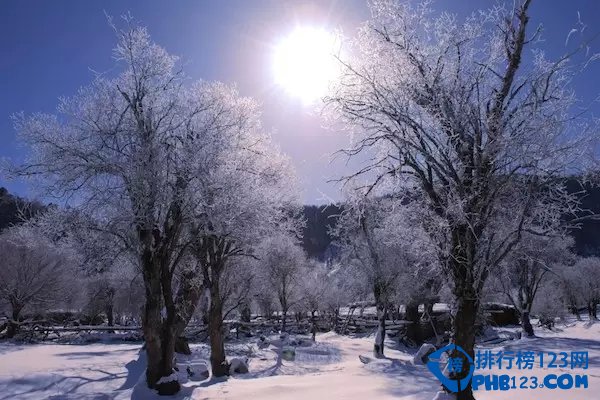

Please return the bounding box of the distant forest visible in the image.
[301,204,341,261]
[2,183,600,260]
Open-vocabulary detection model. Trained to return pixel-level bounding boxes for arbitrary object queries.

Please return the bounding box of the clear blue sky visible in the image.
[1,1,599,204]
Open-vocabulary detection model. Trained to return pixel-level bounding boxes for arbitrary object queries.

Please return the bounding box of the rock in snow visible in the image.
[186,362,210,381]
[413,343,436,365]
[229,357,249,375]
[257,335,270,349]
[155,372,180,395]
[281,346,296,361]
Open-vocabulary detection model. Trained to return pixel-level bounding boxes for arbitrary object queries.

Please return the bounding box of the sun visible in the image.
[273,27,340,104]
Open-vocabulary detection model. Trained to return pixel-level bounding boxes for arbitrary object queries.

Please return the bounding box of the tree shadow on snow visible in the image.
[0,347,143,400]
[500,336,600,356]
[129,373,226,400]
[118,349,146,390]
[0,368,127,400]
[0,343,26,356]
[55,346,140,360]
[362,355,441,399]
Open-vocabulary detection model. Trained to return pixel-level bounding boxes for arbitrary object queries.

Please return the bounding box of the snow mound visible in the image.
[186,362,210,381]
[229,357,249,375]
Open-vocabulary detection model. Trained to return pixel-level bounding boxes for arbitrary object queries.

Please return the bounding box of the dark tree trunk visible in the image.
[333,307,339,332]
[311,310,317,341]
[105,302,115,334]
[6,323,17,339]
[105,287,115,329]
[404,302,422,345]
[282,308,288,332]
[589,302,598,320]
[424,302,434,317]
[107,303,114,326]
[142,274,177,391]
[240,304,251,323]
[208,281,228,377]
[140,242,180,395]
[193,235,237,379]
[521,310,534,337]
[571,306,581,320]
[6,305,23,339]
[450,225,479,400]
[453,292,477,400]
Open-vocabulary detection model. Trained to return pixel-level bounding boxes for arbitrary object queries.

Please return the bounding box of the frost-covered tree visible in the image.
[559,262,585,320]
[256,234,306,332]
[334,191,432,356]
[311,262,354,332]
[498,233,573,336]
[11,22,298,393]
[298,260,330,341]
[0,224,70,337]
[47,211,142,327]
[179,90,299,375]
[569,257,600,319]
[532,279,567,327]
[326,1,598,396]
[82,265,142,327]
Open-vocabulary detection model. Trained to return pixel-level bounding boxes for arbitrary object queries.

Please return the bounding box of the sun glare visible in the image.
[273,27,340,104]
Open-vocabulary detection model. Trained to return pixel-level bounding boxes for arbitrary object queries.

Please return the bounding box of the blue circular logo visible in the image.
[426,344,475,393]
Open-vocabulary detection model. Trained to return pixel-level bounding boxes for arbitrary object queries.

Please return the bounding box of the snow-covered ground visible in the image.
[1,320,599,399]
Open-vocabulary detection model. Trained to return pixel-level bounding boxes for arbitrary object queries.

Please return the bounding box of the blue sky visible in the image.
[1,1,599,204]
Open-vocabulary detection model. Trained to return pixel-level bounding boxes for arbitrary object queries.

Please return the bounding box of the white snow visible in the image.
[156,372,178,385]
[0,320,599,399]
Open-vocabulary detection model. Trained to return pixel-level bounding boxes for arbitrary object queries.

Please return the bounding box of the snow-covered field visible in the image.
[1,321,599,399]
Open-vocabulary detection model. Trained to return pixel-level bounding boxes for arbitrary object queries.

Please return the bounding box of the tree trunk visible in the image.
[572,306,581,320]
[282,308,288,332]
[453,292,477,400]
[374,304,386,358]
[208,282,228,377]
[160,324,177,383]
[172,270,206,338]
[404,302,422,345]
[6,305,23,339]
[142,276,178,391]
[424,302,434,317]
[333,307,339,332]
[447,223,481,400]
[140,245,180,395]
[521,310,534,337]
[589,302,598,320]
[107,301,114,323]
[106,303,115,334]
[240,303,251,323]
[311,310,317,341]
